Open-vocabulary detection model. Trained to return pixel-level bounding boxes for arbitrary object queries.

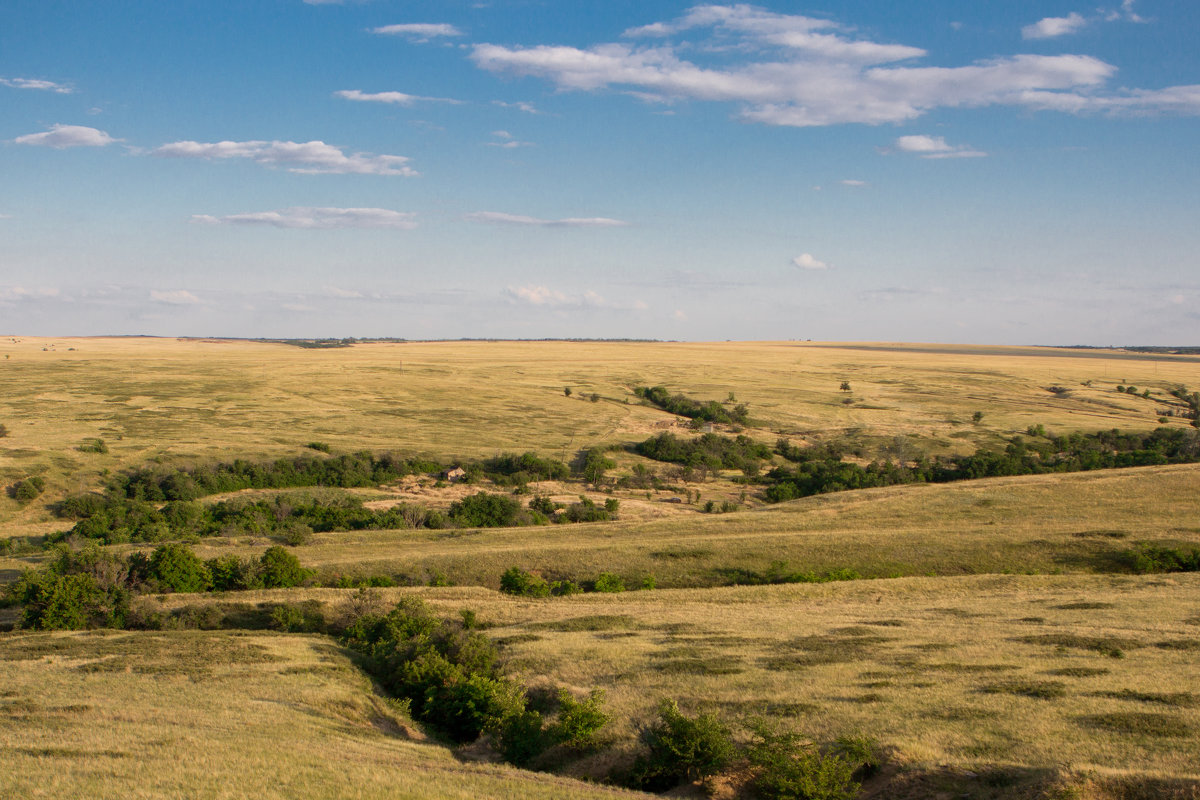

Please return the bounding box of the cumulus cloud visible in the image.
[150,290,201,305]
[468,4,1200,126]
[1022,13,1088,39]
[893,134,987,159]
[1,77,72,93]
[792,253,829,270]
[466,211,628,227]
[335,89,461,105]
[153,139,417,176]
[192,207,418,230]
[371,23,463,40]
[13,124,116,148]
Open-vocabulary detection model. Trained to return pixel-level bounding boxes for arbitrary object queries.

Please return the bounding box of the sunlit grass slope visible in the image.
[161,463,1199,590]
[2,336,1197,536]
[0,628,651,800]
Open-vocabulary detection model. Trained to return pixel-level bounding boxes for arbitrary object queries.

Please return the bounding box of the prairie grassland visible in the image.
[169,463,1200,589]
[141,573,1200,793]
[0,628,651,800]
[2,336,1197,535]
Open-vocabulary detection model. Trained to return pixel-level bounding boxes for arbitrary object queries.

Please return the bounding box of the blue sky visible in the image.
[2,1,1197,343]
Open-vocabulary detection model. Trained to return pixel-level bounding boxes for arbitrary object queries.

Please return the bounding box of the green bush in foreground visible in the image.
[747,721,861,800]
[631,699,735,790]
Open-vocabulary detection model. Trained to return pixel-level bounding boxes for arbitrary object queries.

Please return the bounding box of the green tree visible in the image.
[632,699,735,789]
[148,543,212,593]
[259,546,310,588]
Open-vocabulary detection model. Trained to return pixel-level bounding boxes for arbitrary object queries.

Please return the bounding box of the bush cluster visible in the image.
[4,543,311,630]
[7,476,46,504]
[635,432,773,473]
[499,566,639,597]
[634,386,750,426]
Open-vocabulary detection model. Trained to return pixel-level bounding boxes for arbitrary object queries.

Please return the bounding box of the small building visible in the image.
[441,466,467,483]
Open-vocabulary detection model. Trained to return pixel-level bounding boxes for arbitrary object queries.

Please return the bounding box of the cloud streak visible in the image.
[153,139,416,176]
[14,124,116,148]
[371,23,463,40]
[466,211,628,227]
[193,207,418,230]
[893,134,987,159]
[1022,13,1088,40]
[336,89,461,105]
[1,77,73,93]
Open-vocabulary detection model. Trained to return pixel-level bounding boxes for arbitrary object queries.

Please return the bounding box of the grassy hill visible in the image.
[2,337,1199,798]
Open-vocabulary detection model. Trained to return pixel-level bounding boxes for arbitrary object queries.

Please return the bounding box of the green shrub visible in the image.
[747,721,860,800]
[306,441,331,452]
[497,709,550,766]
[499,566,550,597]
[592,572,626,593]
[78,438,109,454]
[552,689,609,750]
[550,579,583,596]
[259,546,311,588]
[9,571,120,630]
[631,699,735,790]
[206,554,264,591]
[449,492,522,528]
[147,543,212,593]
[9,476,46,503]
[270,601,326,633]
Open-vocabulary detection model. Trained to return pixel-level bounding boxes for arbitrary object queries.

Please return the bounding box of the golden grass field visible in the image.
[3,337,1200,798]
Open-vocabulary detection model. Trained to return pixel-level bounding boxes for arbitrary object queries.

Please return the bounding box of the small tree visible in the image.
[148,543,212,593]
[632,699,735,789]
[972,411,984,424]
[839,382,851,392]
[259,546,310,588]
[563,386,572,397]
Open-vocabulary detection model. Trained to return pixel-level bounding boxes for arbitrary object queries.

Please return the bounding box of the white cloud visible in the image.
[486,130,532,148]
[335,89,460,105]
[469,5,1198,126]
[371,23,463,40]
[792,253,829,270]
[493,100,542,114]
[466,211,628,227]
[893,134,987,159]
[153,139,417,176]
[192,207,418,230]
[1,77,72,93]
[13,124,116,148]
[505,285,613,309]
[150,290,201,305]
[0,286,60,303]
[281,303,316,312]
[323,286,364,298]
[1022,13,1088,40]
[839,179,868,187]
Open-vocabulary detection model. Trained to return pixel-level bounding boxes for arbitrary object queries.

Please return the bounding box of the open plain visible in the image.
[3,337,1199,799]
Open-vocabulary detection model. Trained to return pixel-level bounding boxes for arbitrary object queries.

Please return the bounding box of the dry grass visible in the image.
[3,337,1200,797]
[0,627,651,800]
[3,337,1198,536]
[143,463,1200,590]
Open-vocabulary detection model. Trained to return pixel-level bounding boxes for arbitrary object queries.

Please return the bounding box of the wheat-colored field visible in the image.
[3,337,1200,798]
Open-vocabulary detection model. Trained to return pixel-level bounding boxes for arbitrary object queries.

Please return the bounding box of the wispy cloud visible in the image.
[193,207,418,230]
[792,253,829,270]
[0,286,60,303]
[1022,13,1088,40]
[839,179,868,187]
[466,211,628,227]
[486,130,533,148]
[150,289,201,305]
[153,139,416,176]
[335,89,461,105]
[469,4,1200,126]
[493,100,543,114]
[371,23,463,41]
[506,285,608,308]
[892,134,987,159]
[1,77,73,93]
[13,124,116,148]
